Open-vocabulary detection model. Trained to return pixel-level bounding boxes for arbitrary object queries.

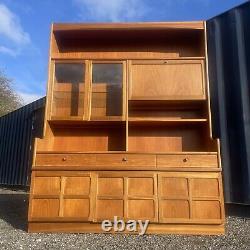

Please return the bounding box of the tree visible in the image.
[0,70,23,116]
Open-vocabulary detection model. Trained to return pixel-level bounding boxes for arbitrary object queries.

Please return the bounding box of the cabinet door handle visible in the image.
[122,157,127,162]
[183,158,188,163]
[62,157,67,161]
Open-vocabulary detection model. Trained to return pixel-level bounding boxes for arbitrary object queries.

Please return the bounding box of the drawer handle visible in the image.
[122,157,127,162]
[183,158,188,163]
[62,157,67,161]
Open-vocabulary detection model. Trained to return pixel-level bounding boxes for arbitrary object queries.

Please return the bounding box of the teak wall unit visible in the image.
[28,22,225,235]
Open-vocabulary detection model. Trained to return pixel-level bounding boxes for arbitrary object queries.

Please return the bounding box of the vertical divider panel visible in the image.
[204,22,214,139]
[153,173,159,223]
[85,60,92,121]
[90,172,98,222]
[124,176,128,220]
[187,178,193,219]
[126,60,130,151]
[59,176,66,217]
[48,60,55,121]
[122,61,127,121]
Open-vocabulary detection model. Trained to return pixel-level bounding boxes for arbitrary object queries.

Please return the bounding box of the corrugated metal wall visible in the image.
[0,97,45,186]
[207,2,250,204]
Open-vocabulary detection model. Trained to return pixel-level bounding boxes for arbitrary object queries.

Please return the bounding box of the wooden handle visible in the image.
[183,158,188,162]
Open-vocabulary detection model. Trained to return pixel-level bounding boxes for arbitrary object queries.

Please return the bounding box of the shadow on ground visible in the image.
[0,188,28,231]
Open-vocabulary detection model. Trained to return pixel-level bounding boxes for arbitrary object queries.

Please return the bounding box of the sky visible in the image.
[0,0,248,104]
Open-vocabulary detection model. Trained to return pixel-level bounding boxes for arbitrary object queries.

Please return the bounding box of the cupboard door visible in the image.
[91,62,125,120]
[30,172,93,221]
[94,172,158,222]
[129,60,205,100]
[51,62,87,119]
[158,172,224,224]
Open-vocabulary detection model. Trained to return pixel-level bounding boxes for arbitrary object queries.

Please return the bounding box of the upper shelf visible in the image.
[51,22,206,59]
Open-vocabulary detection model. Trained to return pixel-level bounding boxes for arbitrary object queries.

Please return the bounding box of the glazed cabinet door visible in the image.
[129,60,206,100]
[51,61,88,120]
[90,61,126,120]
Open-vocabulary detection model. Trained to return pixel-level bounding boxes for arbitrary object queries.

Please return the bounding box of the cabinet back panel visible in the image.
[51,127,126,151]
[128,126,207,152]
[53,30,205,59]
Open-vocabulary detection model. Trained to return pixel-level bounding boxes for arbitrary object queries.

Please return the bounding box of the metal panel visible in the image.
[0,97,45,186]
[207,2,250,204]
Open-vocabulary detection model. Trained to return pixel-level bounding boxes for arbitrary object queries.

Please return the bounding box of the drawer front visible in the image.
[157,154,218,168]
[35,154,96,166]
[96,154,156,168]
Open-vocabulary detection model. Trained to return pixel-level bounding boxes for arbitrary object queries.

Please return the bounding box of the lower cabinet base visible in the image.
[28,222,225,235]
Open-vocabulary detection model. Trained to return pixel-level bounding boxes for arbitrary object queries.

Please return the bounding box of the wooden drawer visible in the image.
[35,154,96,166]
[95,154,156,168]
[157,154,218,168]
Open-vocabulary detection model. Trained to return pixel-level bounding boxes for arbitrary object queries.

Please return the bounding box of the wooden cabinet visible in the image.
[29,22,225,235]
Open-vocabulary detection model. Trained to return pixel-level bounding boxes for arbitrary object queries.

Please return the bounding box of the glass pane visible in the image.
[52,63,85,118]
[55,64,84,83]
[91,63,123,119]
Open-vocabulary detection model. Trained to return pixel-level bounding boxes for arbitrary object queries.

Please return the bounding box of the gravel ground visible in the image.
[0,187,249,250]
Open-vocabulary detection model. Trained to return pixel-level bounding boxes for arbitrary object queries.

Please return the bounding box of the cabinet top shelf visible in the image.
[53,21,205,32]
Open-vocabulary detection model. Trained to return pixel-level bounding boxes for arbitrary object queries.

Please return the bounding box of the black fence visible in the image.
[0,97,45,186]
[207,1,250,204]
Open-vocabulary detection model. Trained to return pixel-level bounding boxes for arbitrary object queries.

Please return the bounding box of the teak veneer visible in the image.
[28,21,225,235]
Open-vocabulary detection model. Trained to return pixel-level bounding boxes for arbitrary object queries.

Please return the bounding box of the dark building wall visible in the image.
[0,97,45,186]
[207,2,250,204]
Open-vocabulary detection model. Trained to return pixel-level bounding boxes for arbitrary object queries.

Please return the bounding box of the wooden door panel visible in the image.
[158,172,224,224]
[191,178,219,198]
[160,200,190,219]
[63,199,90,218]
[127,200,156,219]
[31,199,60,218]
[127,177,154,196]
[30,172,92,221]
[33,176,60,195]
[64,176,91,195]
[94,172,158,222]
[160,177,189,198]
[96,200,124,220]
[192,201,221,220]
[130,60,205,100]
[97,177,124,196]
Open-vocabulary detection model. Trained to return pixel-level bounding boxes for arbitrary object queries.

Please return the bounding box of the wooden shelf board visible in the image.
[49,119,125,126]
[128,96,206,101]
[36,151,218,155]
[128,118,207,123]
